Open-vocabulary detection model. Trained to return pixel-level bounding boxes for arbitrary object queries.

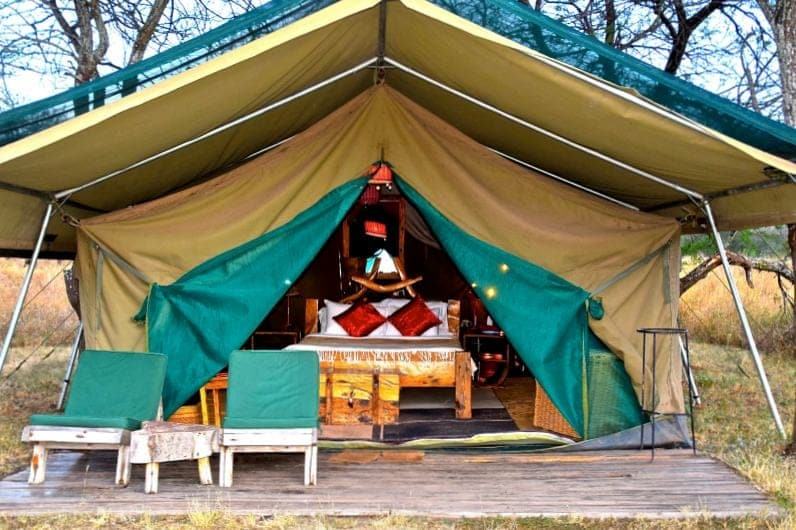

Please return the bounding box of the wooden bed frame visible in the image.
[303,299,472,421]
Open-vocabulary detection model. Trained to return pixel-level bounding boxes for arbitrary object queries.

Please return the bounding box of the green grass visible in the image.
[0,343,793,529]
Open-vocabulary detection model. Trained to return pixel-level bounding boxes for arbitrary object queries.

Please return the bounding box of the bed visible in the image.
[294,298,473,424]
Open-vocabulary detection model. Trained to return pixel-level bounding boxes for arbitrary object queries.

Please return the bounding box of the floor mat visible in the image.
[380,408,517,442]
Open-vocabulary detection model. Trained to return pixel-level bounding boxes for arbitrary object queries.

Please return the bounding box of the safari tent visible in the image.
[0,0,795,444]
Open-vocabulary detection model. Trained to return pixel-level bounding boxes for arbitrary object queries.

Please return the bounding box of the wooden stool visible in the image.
[130,421,218,494]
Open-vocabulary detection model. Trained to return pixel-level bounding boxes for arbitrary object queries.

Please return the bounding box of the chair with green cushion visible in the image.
[219,350,319,487]
[21,350,167,486]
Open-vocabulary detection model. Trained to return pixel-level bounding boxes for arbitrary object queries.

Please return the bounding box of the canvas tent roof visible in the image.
[0,0,795,258]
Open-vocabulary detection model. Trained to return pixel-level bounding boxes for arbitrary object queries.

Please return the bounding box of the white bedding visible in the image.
[285,333,463,353]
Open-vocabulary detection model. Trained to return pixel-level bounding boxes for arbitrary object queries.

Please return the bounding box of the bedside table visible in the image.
[462,331,511,387]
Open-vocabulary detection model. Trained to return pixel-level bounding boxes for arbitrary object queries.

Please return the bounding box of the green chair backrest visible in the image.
[64,350,167,421]
[227,350,319,422]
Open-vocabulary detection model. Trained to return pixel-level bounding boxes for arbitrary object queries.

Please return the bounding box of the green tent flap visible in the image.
[142,177,366,416]
[397,177,590,435]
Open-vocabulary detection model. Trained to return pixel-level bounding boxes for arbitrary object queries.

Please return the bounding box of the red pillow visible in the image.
[388,297,442,337]
[333,302,387,337]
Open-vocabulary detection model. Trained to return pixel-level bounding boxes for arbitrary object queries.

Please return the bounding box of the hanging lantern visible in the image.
[364,220,388,239]
[367,162,393,190]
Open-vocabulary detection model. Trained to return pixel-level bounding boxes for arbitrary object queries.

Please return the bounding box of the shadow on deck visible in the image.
[0,449,779,519]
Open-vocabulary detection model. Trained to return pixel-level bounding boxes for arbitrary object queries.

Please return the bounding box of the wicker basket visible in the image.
[533,381,579,439]
[167,403,202,424]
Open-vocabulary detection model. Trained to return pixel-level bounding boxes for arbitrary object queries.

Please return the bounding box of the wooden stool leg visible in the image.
[197,456,213,485]
[144,462,159,494]
[28,444,48,484]
[115,445,132,486]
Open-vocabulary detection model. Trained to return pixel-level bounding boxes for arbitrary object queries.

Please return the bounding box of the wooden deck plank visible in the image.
[0,450,778,519]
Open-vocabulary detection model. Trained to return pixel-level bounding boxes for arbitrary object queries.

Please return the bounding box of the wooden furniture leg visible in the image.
[28,443,48,484]
[144,462,159,494]
[115,445,132,486]
[197,456,213,485]
[199,386,209,425]
[310,444,318,486]
[212,389,222,428]
[455,351,473,419]
[304,447,312,486]
[220,447,234,488]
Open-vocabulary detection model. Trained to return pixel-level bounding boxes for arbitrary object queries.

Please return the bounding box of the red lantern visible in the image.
[364,220,388,239]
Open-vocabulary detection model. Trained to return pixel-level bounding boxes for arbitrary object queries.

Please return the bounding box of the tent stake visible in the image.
[702,200,786,438]
[54,58,378,202]
[384,57,704,202]
[0,202,54,374]
[57,320,83,410]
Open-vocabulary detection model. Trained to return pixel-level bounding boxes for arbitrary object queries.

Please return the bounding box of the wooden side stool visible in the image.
[130,421,218,493]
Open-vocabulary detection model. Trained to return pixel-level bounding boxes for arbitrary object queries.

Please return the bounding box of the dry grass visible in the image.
[0,258,78,348]
[680,263,794,354]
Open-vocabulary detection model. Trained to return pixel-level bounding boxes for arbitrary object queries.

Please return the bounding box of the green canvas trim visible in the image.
[143,177,366,417]
[429,0,796,157]
[396,176,590,435]
[0,0,337,146]
[2,0,792,156]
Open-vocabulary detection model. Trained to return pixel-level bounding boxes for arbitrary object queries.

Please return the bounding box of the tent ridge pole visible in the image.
[702,199,786,438]
[488,146,639,210]
[53,57,379,201]
[384,57,704,201]
[0,201,54,374]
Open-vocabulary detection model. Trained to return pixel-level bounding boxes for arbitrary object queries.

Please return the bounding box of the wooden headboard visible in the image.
[304,298,461,335]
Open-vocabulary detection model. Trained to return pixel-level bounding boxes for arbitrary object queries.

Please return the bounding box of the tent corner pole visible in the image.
[57,320,83,409]
[0,201,54,374]
[702,200,786,438]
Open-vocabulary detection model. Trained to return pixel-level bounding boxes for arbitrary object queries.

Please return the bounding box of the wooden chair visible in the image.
[219,350,319,487]
[21,350,167,486]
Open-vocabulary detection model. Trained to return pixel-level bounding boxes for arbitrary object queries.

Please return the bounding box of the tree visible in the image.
[0,1,261,98]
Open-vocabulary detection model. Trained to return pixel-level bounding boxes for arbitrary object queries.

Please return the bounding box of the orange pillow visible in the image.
[388,297,442,336]
[333,302,387,337]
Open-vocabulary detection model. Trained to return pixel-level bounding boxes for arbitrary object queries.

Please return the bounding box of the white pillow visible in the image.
[322,300,352,336]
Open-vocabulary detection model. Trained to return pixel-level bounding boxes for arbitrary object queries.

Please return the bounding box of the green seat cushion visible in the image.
[226,350,319,427]
[223,416,319,429]
[29,414,140,430]
[63,350,167,423]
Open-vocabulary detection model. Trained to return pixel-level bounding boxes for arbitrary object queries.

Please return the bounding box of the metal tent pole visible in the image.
[702,200,786,437]
[0,202,54,374]
[384,57,704,201]
[57,320,84,409]
[679,335,701,406]
[54,58,378,201]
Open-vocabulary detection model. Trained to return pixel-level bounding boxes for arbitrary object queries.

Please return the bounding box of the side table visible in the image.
[130,421,218,493]
[462,330,511,386]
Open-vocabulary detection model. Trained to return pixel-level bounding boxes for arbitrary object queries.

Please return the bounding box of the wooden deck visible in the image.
[0,449,778,519]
